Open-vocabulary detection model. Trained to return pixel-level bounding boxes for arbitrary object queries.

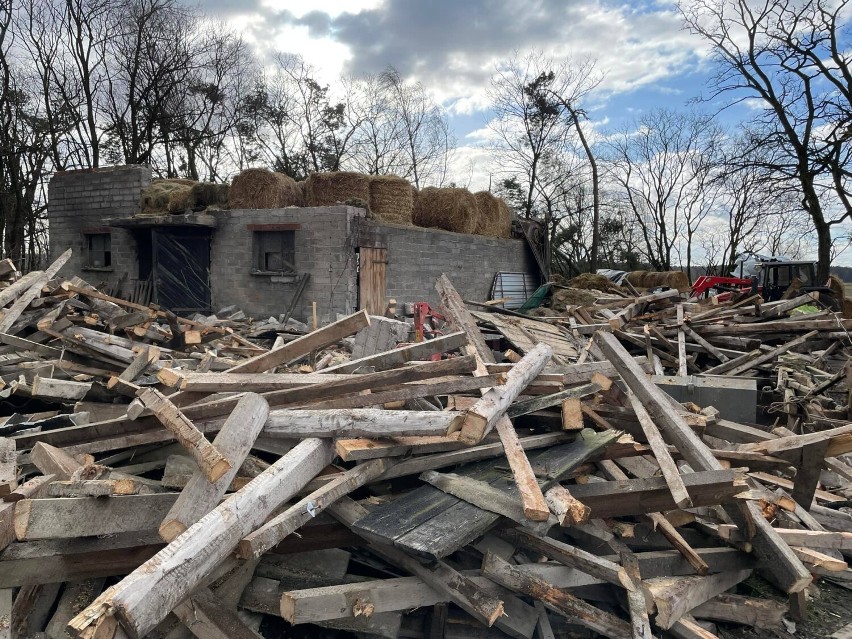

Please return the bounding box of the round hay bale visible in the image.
[625,271,648,288]
[412,187,479,234]
[166,184,192,213]
[305,172,370,207]
[369,175,413,225]
[187,182,230,210]
[274,173,304,207]
[474,191,499,236]
[494,197,512,238]
[229,168,288,209]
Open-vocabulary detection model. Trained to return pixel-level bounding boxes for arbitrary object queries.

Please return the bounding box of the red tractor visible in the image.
[691,258,841,309]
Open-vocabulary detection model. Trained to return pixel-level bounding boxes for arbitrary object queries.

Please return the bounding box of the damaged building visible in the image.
[47,165,541,322]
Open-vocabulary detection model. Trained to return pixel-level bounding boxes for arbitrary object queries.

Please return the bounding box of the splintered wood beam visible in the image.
[14,494,177,540]
[597,458,709,575]
[457,343,553,444]
[47,479,142,497]
[0,439,15,496]
[507,380,604,418]
[30,442,81,479]
[419,471,554,535]
[499,527,633,591]
[159,393,269,542]
[2,474,54,503]
[544,485,590,526]
[328,497,515,633]
[263,408,459,438]
[773,529,852,550]
[172,588,259,639]
[0,269,43,309]
[136,387,231,483]
[31,377,92,402]
[238,458,392,559]
[645,569,752,630]
[321,331,468,373]
[593,330,811,593]
[177,354,478,395]
[481,552,632,639]
[690,594,787,630]
[435,274,550,523]
[627,390,692,509]
[0,249,71,333]
[227,310,369,374]
[68,439,335,639]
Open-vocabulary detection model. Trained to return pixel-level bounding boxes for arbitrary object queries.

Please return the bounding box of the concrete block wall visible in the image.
[47,165,150,286]
[209,207,359,322]
[363,220,537,309]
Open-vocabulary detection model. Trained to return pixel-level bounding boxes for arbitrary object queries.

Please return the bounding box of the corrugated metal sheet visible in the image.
[490,272,539,309]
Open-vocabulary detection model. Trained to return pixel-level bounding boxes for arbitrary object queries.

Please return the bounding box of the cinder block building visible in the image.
[48,165,540,322]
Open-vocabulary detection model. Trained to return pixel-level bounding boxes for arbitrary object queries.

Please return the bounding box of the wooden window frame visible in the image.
[83,232,112,271]
[251,229,297,276]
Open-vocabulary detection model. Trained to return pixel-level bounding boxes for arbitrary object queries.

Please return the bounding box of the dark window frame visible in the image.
[250,228,297,275]
[83,232,112,270]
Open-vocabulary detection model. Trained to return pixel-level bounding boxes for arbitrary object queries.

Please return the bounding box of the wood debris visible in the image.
[0,257,851,638]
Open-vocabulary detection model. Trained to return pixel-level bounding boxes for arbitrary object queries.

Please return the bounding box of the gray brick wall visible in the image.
[48,165,150,288]
[210,207,359,323]
[47,169,535,322]
[362,219,537,309]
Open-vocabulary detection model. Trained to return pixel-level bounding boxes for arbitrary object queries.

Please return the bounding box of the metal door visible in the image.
[152,228,212,314]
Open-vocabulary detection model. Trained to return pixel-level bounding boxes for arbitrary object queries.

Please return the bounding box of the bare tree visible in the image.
[604,108,721,275]
[679,0,852,280]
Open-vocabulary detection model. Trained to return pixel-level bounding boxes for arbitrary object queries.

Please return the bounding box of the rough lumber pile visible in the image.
[2,264,852,638]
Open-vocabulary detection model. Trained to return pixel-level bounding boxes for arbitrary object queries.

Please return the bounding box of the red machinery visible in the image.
[412,302,446,342]
[690,275,755,300]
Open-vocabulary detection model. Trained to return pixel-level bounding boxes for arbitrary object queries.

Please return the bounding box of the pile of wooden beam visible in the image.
[2,262,852,638]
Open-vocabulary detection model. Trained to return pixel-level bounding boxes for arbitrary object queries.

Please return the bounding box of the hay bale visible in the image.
[305,172,370,207]
[552,287,597,309]
[274,173,304,207]
[626,270,689,292]
[369,175,413,225]
[494,197,512,238]
[141,179,196,212]
[473,192,512,238]
[413,187,479,234]
[565,273,614,292]
[187,182,230,210]
[229,168,301,209]
[166,184,192,213]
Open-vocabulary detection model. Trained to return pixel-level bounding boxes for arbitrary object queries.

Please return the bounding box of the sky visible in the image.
[198,0,850,264]
[203,0,729,184]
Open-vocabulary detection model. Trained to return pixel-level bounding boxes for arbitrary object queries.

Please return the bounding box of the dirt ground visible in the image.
[717,577,852,639]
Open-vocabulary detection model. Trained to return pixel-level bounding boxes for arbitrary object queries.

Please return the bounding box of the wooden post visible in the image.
[159,393,269,541]
[68,439,335,639]
[0,249,71,333]
[456,342,553,444]
[137,387,231,483]
[593,330,811,593]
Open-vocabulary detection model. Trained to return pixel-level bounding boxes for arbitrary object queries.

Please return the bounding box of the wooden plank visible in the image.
[0,249,72,333]
[544,485,590,525]
[690,594,787,630]
[31,376,92,401]
[627,390,691,508]
[14,494,178,540]
[226,310,370,374]
[320,331,468,374]
[159,393,269,541]
[172,589,260,639]
[677,304,688,376]
[68,439,335,639]
[567,470,746,518]
[45,579,106,639]
[435,274,493,364]
[238,458,391,559]
[0,269,43,310]
[30,442,82,479]
[481,552,631,639]
[263,408,458,438]
[10,582,61,638]
[593,330,812,594]
[0,588,10,639]
[328,497,520,635]
[137,387,231,483]
[645,569,752,629]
